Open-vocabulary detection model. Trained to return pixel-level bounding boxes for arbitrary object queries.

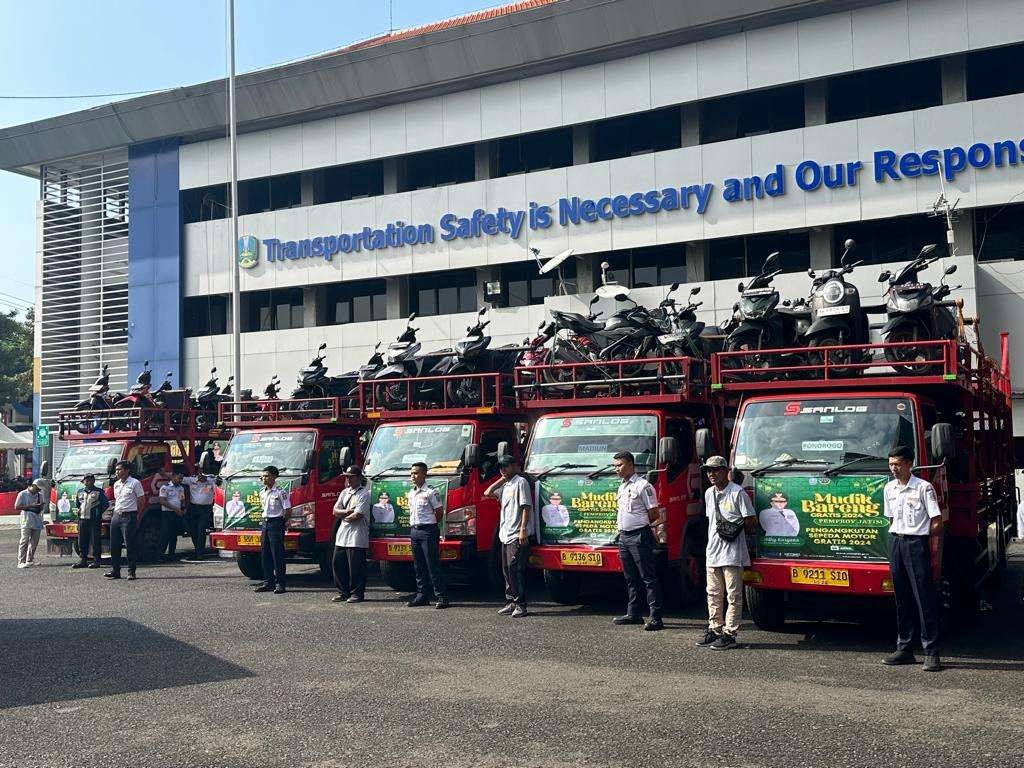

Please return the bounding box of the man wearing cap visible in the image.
[107,461,145,580]
[15,479,45,568]
[72,474,109,569]
[157,469,188,562]
[612,451,664,631]
[485,455,533,618]
[406,462,449,609]
[184,470,216,559]
[255,465,291,595]
[697,456,756,650]
[331,466,371,604]
[759,492,801,537]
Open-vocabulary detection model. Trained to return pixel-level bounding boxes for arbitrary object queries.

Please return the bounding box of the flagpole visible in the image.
[228,0,242,395]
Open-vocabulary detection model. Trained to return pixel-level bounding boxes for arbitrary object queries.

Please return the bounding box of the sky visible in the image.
[0,0,493,316]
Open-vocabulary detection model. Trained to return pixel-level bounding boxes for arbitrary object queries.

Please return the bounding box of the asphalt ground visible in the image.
[1,524,1022,768]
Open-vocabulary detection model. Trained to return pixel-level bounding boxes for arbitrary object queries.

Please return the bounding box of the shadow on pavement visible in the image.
[0,618,253,709]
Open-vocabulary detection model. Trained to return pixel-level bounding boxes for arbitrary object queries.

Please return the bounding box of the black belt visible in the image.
[411,523,438,529]
[891,533,928,539]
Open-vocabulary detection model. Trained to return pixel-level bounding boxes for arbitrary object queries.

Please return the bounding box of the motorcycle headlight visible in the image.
[822,280,845,305]
[213,504,224,529]
[287,502,316,530]
[445,505,477,537]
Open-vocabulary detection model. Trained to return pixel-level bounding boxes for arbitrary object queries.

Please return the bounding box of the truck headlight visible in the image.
[445,505,477,537]
[287,502,316,530]
[822,279,845,304]
[213,504,224,529]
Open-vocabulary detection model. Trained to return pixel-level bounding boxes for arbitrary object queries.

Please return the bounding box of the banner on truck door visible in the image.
[54,481,83,522]
[754,475,889,562]
[221,478,298,530]
[368,477,450,538]
[537,476,620,547]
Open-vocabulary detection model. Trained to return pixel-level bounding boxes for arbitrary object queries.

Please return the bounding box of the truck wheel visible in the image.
[481,534,505,593]
[136,511,163,563]
[942,538,980,620]
[746,585,786,631]
[236,552,264,580]
[543,569,582,605]
[380,560,416,592]
[676,533,706,607]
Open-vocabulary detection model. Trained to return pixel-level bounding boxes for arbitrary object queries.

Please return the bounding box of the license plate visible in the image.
[237,534,261,546]
[790,566,850,587]
[817,304,851,316]
[898,283,925,291]
[559,550,603,567]
[65,524,78,535]
[440,548,459,561]
[387,542,412,557]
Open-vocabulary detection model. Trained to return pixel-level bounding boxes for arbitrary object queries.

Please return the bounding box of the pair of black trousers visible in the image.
[501,539,529,608]
[410,524,447,600]
[189,504,213,556]
[333,546,367,598]
[618,526,663,620]
[260,517,287,588]
[889,534,940,655]
[160,509,182,556]
[77,516,102,564]
[109,513,138,575]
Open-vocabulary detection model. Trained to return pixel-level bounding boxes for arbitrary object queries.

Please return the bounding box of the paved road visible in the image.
[1,528,1022,768]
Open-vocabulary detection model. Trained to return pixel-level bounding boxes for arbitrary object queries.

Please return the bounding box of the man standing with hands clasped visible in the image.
[331,466,371,604]
[107,461,145,580]
[697,456,756,650]
[882,445,944,672]
[406,462,449,609]
[484,455,533,618]
[254,465,291,595]
[72,474,108,569]
[612,451,664,631]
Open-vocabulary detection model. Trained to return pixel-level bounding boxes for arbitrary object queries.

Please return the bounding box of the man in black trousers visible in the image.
[255,465,291,595]
[72,474,108,569]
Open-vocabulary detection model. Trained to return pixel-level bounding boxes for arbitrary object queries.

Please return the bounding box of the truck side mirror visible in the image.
[40,460,50,479]
[694,428,713,460]
[338,446,352,470]
[199,450,217,476]
[496,441,510,460]
[462,443,480,468]
[877,271,891,283]
[658,436,680,467]
[931,423,953,461]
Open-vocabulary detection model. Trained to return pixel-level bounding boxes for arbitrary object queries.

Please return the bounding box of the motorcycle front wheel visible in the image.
[374,379,409,410]
[74,402,105,434]
[884,328,939,375]
[722,334,771,381]
[444,364,490,408]
[806,334,861,377]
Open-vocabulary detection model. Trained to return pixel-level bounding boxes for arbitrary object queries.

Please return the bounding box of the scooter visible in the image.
[113,361,157,409]
[803,239,871,371]
[371,314,451,409]
[444,307,523,406]
[73,364,122,433]
[194,368,234,429]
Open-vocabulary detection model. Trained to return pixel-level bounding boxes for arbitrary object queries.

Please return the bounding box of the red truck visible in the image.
[47,406,221,561]
[712,336,1015,629]
[208,397,370,580]
[514,356,727,605]
[358,371,525,592]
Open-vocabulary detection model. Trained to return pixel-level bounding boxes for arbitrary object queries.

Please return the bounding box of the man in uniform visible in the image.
[882,445,943,672]
[254,465,291,595]
[759,492,801,537]
[613,451,664,631]
[184,470,216,559]
[331,466,371,603]
[485,456,534,618]
[107,461,145,580]
[406,461,448,609]
[72,474,108,569]
[158,469,187,562]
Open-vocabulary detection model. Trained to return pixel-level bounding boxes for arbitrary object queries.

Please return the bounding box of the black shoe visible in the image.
[346,596,364,603]
[923,654,942,672]
[87,562,100,569]
[332,595,347,603]
[273,585,286,594]
[695,629,721,647]
[511,606,528,618]
[127,572,137,581]
[103,571,119,579]
[711,634,738,650]
[71,561,88,569]
[406,595,430,607]
[434,598,450,610]
[883,649,917,666]
[497,603,515,616]
[613,615,643,626]
[254,583,274,593]
[643,618,664,632]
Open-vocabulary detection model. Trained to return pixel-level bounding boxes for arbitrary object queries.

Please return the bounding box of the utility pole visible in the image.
[227,0,242,394]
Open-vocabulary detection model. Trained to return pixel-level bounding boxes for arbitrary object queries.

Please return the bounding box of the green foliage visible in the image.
[0,308,33,408]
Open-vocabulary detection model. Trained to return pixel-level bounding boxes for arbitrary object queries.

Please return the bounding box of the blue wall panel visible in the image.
[128,140,180,386]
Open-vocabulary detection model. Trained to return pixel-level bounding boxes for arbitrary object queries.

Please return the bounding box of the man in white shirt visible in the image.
[158,470,187,562]
[106,461,145,580]
[15,480,45,568]
[697,456,756,651]
[331,466,371,604]
[405,462,448,609]
[759,492,801,537]
[485,456,534,618]
[184,471,217,558]
[882,445,943,672]
[254,465,291,595]
[541,492,570,528]
[613,451,664,631]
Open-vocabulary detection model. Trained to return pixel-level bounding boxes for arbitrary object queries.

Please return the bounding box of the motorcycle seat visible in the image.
[570,316,606,333]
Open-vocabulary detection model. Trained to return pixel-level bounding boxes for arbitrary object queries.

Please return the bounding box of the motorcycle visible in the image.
[194,368,235,429]
[514,320,556,399]
[113,361,157,410]
[877,245,960,372]
[654,284,726,361]
[445,307,524,407]
[803,239,871,372]
[73,363,123,433]
[372,314,452,409]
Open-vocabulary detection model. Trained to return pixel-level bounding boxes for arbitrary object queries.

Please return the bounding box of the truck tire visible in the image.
[746,585,786,631]
[236,552,264,580]
[481,534,505,593]
[676,533,706,607]
[380,560,416,592]
[136,510,164,563]
[543,569,582,605]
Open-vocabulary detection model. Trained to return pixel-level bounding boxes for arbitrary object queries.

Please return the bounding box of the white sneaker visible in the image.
[27,561,38,566]
[17,563,28,569]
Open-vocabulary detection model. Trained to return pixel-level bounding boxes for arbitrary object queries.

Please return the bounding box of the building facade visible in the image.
[3,0,1024,459]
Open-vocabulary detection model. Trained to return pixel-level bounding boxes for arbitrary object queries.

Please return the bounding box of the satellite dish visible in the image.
[596,284,630,300]
[538,248,575,275]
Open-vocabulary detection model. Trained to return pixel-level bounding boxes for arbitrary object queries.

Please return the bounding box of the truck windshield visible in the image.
[58,443,125,478]
[526,414,657,473]
[364,423,473,476]
[733,398,916,471]
[221,431,315,476]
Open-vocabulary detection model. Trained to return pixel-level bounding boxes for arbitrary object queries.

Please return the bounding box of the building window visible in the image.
[238,173,302,215]
[411,269,477,316]
[590,107,681,163]
[243,287,304,332]
[323,279,387,324]
[700,84,804,144]
[709,232,810,280]
[183,295,229,337]
[593,244,687,289]
[827,60,941,123]
[832,215,948,267]
[317,160,384,204]
[181,184,229,224]
[502,260,578,307]
[976,203,1024,261]
[398,145,475,192]
[967,42,1024,101]
[492,127,573,177]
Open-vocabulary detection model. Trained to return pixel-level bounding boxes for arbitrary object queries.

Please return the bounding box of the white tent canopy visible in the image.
[0,423,32,450]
